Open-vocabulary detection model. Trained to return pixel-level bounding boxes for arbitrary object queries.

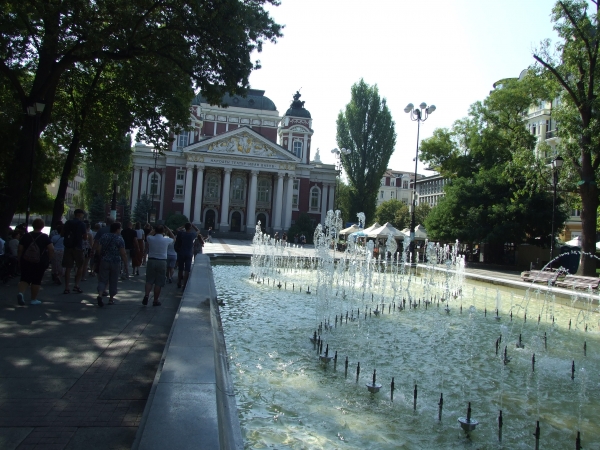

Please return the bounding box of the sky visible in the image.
[247,0,562,173]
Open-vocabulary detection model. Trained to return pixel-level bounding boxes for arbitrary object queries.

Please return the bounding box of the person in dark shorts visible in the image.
[17,218,54,306]
[96,222,128,307]
[143,225,175,306]
[120,221,139,279]
[62,209,88,294]
[175,222,198,289]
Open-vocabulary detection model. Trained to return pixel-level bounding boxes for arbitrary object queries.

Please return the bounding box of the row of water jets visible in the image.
[249,210,596,449]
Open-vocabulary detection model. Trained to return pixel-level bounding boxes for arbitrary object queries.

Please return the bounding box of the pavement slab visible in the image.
[0,264,182,449]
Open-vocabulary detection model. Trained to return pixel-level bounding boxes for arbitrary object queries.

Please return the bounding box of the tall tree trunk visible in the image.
[576,183,598,276]
[0,115,39,236]
[50,130,82,230]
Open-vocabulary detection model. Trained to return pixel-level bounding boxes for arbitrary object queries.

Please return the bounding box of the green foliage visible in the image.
[415,203,432,227]
[88,195,106,226]
[133,194,153,225]
[288,213,315,244]
[421,76,566,247]
[0,0,283,232]
[532,0,600,274]
[118,197,131,225]
[164,212,189,230]
[335,181,352,225]
[375,199,410,229]
[336,79,397,222]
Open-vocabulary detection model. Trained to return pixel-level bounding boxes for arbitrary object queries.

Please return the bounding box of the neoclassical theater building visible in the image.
[129,90,338,235]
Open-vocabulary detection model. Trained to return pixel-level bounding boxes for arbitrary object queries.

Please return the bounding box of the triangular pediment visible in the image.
[185,127,300,163]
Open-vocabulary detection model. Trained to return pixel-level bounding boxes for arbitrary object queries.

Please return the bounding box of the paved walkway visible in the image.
[0,265,182,450]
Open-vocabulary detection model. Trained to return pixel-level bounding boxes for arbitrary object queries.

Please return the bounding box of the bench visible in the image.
[520,270,560,285]
[555,275,600,290]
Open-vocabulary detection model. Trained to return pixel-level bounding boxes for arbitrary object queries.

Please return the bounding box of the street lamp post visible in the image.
[25,102,45,232]
[405,102,435,264]
[549,155,564,264]
[110,174,118,221]
[331,147,350,211]
[149,149,159,223]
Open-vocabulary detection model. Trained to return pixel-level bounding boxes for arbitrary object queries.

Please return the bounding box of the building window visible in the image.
[292,179,299,208]
[178,133,188,150]
[293,141,303,158]
[310,186,320,211]
[390,192,394,198]
[403,180,408,189]
[206,175,220,199]
[150,172,160,197]
[258,179,270,203]
[231,176,246,201]
[380,191,384,199]
[572,209,581,217]
[175,170,185,197]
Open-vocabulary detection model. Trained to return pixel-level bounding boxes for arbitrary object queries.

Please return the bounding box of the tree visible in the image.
[336,180,352,225]
[118,197,131,226]
[533,0,600,275]
[375,199,409,229]
[164,212,189,230]
[420,77,568,255]
[415,203,432,227]
[133,194,153,225]
[0,0,283,235]
[336,79,397,222]
[287,213,315,244]
[88,195,106,226]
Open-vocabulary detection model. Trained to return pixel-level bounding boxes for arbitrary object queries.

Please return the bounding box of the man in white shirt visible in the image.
[142,225,174,306]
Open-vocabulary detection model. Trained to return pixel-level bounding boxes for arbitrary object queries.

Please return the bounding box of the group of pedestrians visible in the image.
[9,211,209,308]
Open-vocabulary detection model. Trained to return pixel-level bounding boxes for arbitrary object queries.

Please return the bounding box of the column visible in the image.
[281,177,289,228]
[183,166,194,219]
[159,169,166,221]
[320,184,328,225]
[220,168,232,229]
[328,184,334,211]
[140,167,149,196]
[303,134,308,161]
[284,176,294,230]
[193,166,205,224]
[273,173,284,230]
[131,166,140,211]
[246,170,259,232]
[288,132,293,151]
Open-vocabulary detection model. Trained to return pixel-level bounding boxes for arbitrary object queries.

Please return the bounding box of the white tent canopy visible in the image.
[366,222,405,239]
[565,236,581,247]
[339,224,361,237]
[362,222,380,234]
[401,224,428,240]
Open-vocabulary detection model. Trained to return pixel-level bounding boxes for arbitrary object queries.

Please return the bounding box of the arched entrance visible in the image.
[204,210,215,230]
[257,213,267,233]
[230,211,242,232]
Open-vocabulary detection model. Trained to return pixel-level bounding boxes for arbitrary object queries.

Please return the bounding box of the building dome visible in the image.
[192,89,277,111]
[285,91,311,118]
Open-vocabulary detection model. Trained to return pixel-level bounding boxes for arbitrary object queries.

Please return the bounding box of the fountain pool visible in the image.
[215,264,600,450]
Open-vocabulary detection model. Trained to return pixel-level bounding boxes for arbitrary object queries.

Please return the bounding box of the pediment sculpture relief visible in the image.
[207,132,278,157]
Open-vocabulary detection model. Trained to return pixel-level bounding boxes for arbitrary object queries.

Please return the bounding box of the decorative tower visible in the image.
[278,91,314,164]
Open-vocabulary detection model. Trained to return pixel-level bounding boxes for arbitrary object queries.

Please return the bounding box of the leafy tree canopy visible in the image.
[533,0,600,275]
[336,79,396,221]
[375,199,409,230]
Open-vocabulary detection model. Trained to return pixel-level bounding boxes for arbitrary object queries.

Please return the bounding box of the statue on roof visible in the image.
[291,90,305,108]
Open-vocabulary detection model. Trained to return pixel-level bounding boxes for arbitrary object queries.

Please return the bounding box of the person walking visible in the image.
[143,225,174,306]
[50,223,65,285]
[95,222,128,307]
[120,221,139,280]
[81,221,93,281]
[207,227,213,243]
[62,209,88,294]
[175,222,198,289]
[17,218,54,306]
[166,238,177,283]
[133,222,144,275]
[193,234,205,260]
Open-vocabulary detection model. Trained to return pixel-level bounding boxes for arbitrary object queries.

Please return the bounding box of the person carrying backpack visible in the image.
[17,218,54,306]
[61,209,88,294]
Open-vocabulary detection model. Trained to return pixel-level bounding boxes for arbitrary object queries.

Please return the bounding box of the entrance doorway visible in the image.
[204,210,215,230]
[230,211,242,232]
